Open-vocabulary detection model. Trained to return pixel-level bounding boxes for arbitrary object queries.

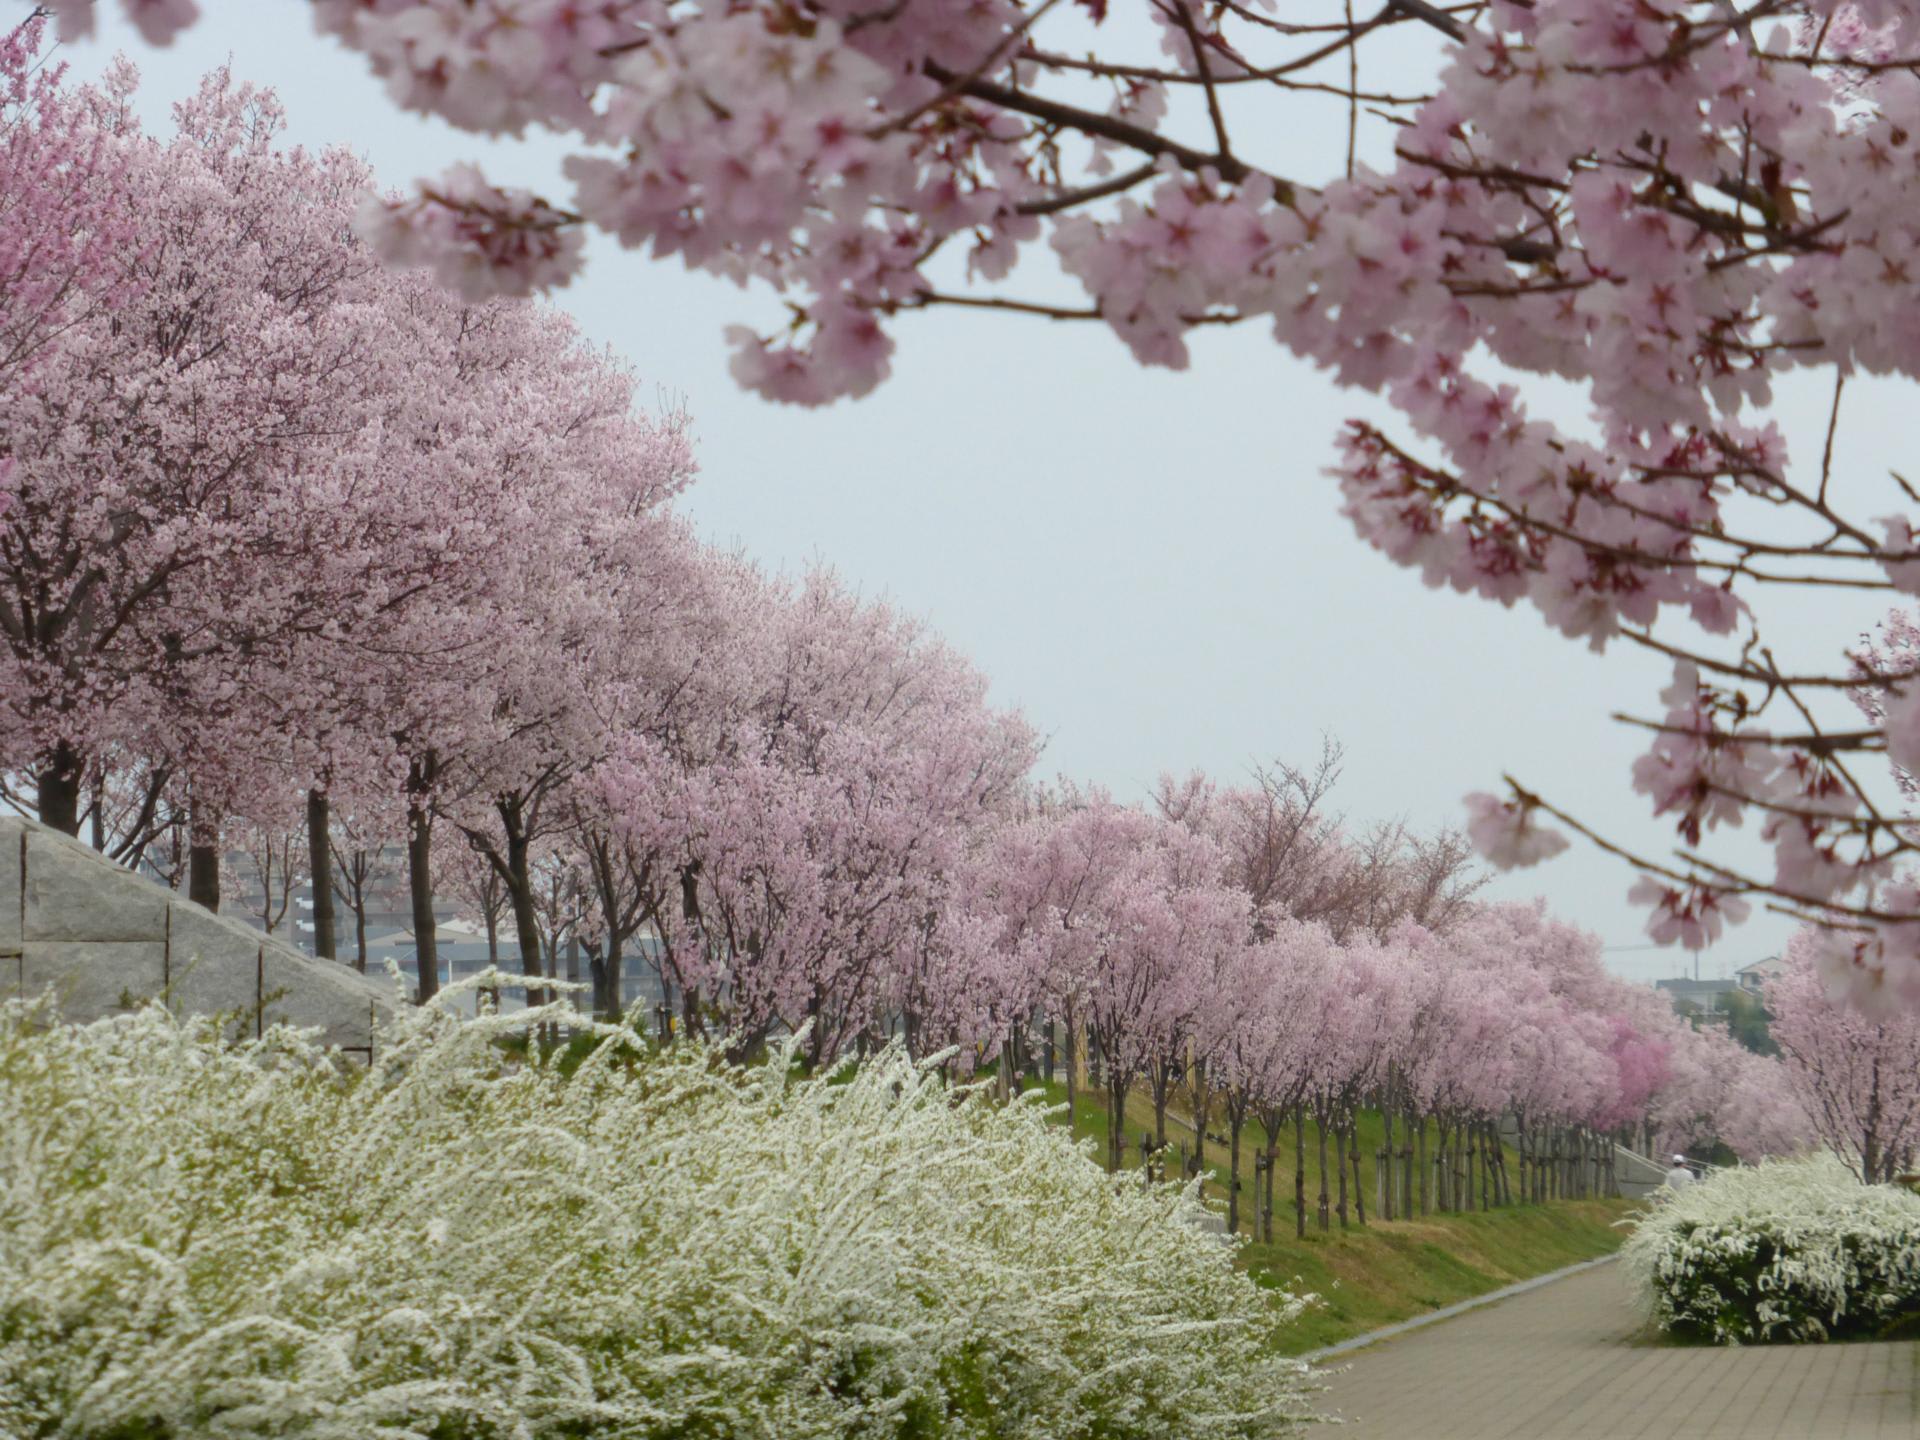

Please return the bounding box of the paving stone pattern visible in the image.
[1,816,391,1053]
[1315,1261,1918,1438]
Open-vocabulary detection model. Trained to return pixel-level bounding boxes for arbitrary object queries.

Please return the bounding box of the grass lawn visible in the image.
[1015,1073,1636,1355]
[1243,1199,1633,1354]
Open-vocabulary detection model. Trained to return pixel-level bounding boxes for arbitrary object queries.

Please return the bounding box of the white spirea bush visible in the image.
[0,990,1318,1439]
[1620,1154,1920,1344]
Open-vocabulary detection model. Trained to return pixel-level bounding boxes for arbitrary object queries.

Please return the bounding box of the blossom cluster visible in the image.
[0,988,1318,1439]
[1621,1153,1920,1343]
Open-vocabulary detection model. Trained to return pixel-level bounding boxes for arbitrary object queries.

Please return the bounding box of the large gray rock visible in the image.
[1,815,390,1053]
[262,945,391,1054]
[24,824,167,942]
[21,942,167,1015]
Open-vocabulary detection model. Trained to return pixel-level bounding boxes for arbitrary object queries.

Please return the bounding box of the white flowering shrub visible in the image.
[1621,1154,1920,1343]
[0,989,1318,1439]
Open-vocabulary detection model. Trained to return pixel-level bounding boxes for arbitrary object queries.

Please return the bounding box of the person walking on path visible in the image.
[1663,1154,1696,1194]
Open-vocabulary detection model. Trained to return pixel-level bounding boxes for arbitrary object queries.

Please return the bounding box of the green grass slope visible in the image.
[1020,1075,1633,1355]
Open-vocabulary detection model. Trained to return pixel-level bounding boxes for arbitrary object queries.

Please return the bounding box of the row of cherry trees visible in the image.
[948,789,1811,1233]
[1,19,1833,1229]
[58,0,1920,1017]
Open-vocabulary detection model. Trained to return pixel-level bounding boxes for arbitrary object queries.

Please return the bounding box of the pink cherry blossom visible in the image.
[1464,792,1570,870]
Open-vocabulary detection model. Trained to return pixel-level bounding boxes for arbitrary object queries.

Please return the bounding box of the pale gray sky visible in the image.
[39,2,1903,982]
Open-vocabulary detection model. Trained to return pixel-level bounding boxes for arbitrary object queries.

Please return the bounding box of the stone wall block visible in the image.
[22,942,167,1015]
[0,818,22,953]
[24,827,166,942]
[168,898,392,1050]
[262,947,390,1052]
[165,901,272,1040]
[2,818,392,1053]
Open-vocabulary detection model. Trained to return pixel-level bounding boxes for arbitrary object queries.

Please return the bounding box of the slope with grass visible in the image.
[1245,1199,1631,1353]
[1027,1075,1633,1354]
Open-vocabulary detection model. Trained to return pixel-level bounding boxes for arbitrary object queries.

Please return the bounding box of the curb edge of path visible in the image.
[1299,1252,1622,1363]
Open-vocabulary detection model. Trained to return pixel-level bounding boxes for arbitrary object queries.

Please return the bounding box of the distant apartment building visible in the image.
[1654,976,1741,1020]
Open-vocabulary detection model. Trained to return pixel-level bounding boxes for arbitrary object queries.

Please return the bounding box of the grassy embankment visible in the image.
[1023,1075,1634,1355]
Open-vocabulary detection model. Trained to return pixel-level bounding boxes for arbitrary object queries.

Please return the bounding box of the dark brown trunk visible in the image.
[595,937,624,1021]
[1263,1135,1278,1243]
[1334,1122,1349,1229]
[498,798,544,1009]
[36,741,82,836]
[1479,1121,1491,1211]
[1063,1019,1079,1135]
[1106,1068,1129,1173]
[1294,1103,1308,1239]
[306,789,336,961]
[406,799,438,1004]
[1151,1061,1170,1153]
[1381,1104,1395,1222]
[88,766,105,850]
[1190,1057,1209,1182]
[1417,1117,1430,1215]
[1227,1104,1244,1234]
[1350,1121,1366,1226]
[188,806,220,912]
[1316,1111,1332,1230]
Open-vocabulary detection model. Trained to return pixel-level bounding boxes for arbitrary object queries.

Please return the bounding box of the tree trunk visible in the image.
[1227,1104,1244,1234]
[1451,1121,1466,1213]
[500,800,545,1009]
[36,741,82,836]
[406,797,439,1004]
[1294,1104,1308,1239]
[1191,1058,1209,1182]
[1264,1134,1279,1243]
[1479,1121,1491,1211]
[1316,1111,1331,1230]
[1151,1060,1171,1152]
[1350,1121,1366,1226]
[1063,1019,1079,1136]
[1420,1119,1433,1215]
[1864,1056,1884,1185]
[88,766,105,849]
[188,807,220,912]
[1334,1121,1349,1229]
[597,937,624,1021]
[1381,1104,1395,1222]
[306,789,336,961]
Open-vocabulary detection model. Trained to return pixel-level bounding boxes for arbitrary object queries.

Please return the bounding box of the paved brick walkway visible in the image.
[1314,1261,1919,1438]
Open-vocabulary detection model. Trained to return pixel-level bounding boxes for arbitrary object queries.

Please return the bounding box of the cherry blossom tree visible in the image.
[1769,929,1920,1182]
[1156,749,1486,943]
[597,567,1037,1063]
[1224,920,1343,1239]
[0,41,380,845]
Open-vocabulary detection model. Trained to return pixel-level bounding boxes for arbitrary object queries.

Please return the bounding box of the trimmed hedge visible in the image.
[1621,1154,1920,1343]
